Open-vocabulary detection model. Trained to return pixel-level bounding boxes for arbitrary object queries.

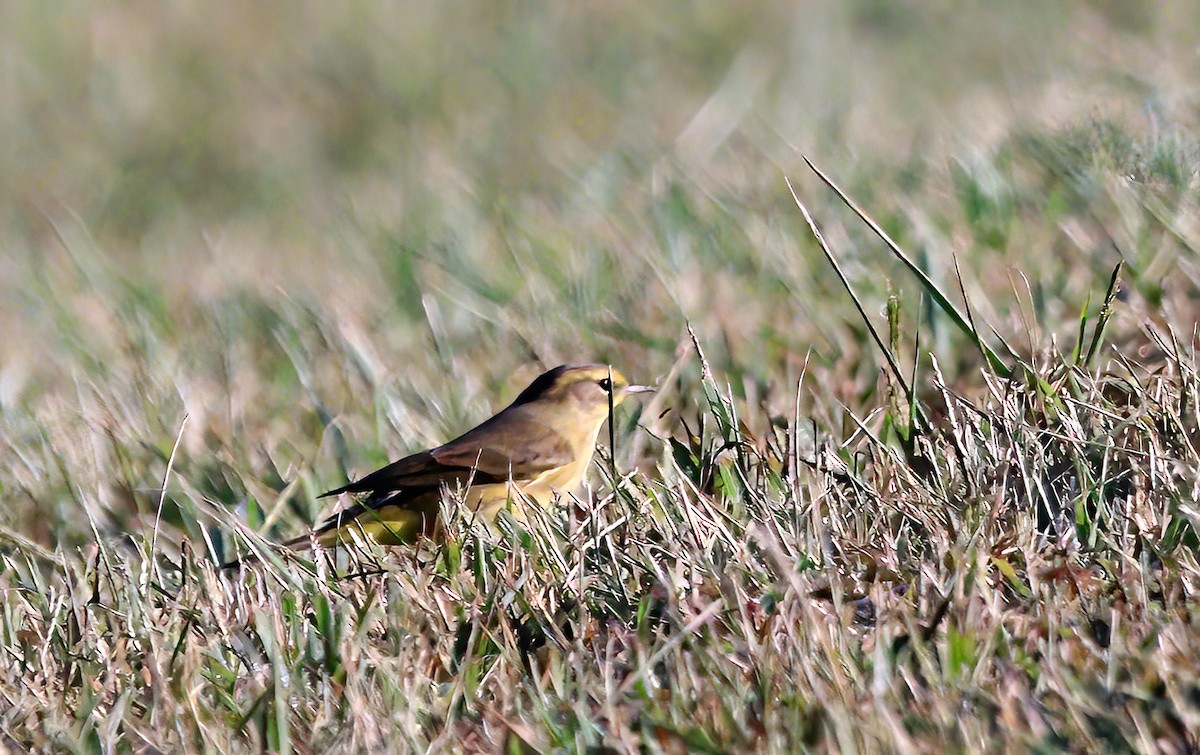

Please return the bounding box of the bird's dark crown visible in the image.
[511,364,628,406]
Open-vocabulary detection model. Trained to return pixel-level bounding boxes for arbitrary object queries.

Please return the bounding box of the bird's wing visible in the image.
[318,407,575,503]
[430,409,576,479]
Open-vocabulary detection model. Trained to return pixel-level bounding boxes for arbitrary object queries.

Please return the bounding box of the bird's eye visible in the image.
[597,378,612,392]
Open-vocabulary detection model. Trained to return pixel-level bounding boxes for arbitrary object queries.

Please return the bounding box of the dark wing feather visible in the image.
[318,406,575,505]
[318,449,486,498]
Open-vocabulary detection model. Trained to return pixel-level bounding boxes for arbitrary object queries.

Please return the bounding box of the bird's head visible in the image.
[510,364,655,424]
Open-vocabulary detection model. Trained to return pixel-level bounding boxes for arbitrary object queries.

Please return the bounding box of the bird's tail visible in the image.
[219,533,316,571]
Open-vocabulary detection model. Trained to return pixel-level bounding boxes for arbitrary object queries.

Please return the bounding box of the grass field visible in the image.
[3,2,1200,751]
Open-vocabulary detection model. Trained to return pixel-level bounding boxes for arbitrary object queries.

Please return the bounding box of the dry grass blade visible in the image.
[802,155,1017,378]
[786,176,930,436]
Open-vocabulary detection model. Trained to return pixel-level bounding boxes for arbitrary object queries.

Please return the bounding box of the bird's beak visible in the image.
[624,385,657,395]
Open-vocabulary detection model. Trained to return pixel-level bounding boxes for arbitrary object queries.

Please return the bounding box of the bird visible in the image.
[223,364,653,567]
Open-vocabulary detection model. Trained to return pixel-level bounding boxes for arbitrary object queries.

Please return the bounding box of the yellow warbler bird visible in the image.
[228,364,652,565]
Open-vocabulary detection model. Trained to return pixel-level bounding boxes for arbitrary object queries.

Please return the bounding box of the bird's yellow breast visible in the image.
[472,427,601,522]
[473,456,590,520]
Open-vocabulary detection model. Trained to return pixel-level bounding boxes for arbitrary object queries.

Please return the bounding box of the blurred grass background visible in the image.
[3,1,1200,750]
